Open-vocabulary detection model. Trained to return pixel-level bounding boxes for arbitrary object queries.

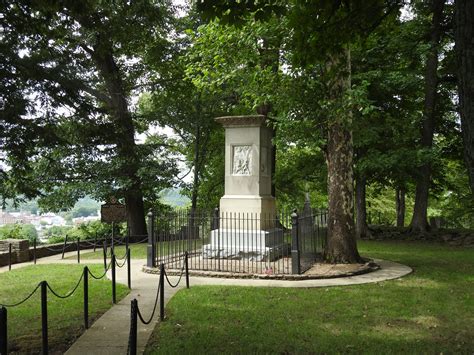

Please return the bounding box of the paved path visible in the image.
[1,251,412,354]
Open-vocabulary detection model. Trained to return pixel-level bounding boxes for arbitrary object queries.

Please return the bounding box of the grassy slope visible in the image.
[70,243,148,260]
[146,241,474,354]
[74,240,202,260]
[0,264,129,353]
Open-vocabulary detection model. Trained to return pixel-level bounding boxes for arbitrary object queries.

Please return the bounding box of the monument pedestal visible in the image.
[203,228,289,261]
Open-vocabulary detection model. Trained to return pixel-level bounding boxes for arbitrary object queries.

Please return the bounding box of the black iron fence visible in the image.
[147,208,327,275]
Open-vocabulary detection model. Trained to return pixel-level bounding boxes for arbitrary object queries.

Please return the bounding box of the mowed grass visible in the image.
[145,240,474,354]
[74,239,203,260]
[0,264,129,353]
[69,243,148,260]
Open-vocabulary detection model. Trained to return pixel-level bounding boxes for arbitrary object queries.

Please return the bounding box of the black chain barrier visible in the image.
[0,283,41,308]
[46,273,84,299]
[0,246,133,355]
[127,252,190,355]
[18,233,147,270]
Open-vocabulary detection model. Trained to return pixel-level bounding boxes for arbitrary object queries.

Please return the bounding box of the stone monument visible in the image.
[203,115,287,261]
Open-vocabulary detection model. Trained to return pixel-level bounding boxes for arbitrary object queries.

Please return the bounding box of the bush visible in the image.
[0,223,38,242]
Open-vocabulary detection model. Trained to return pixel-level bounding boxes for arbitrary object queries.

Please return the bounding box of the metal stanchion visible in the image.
[0,306,7,355]
[129,299,138,355]
[8,243,12,271]
[112,253,116,304]
[127,248,131,289]
[41,281,48,354]
[160,263,165,321]
[77,238,81,264]
[61,235,68,259]
[83,267,89,329]
[33,238,37,265]
[185,251,190,289]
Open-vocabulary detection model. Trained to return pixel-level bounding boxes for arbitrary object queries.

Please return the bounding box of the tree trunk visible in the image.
[455,0,474,194]
[325,48,362,264]
[92,37,147,236]
[410,0,445,232]
[396,187,406,227]
[191,124,201,214]
[355,175,371,239]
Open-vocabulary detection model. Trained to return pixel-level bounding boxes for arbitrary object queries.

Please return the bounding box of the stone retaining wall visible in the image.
[0,235,147,268]
[362,226,474,246]
[0,239,30,265]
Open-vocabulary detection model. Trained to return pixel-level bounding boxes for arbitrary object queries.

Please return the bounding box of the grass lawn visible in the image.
[145,240,474,354]
[69,243,148,260]
[0,264,129,353]
[74,239,203,260]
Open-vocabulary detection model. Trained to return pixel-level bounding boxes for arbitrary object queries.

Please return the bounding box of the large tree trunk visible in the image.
[396,187,406,227]
[92,37,147,236]
[455,0,474,194]
[355,175,371,239]
[325,48,362,264]
[191,124,201,215]
[410,0,445,232]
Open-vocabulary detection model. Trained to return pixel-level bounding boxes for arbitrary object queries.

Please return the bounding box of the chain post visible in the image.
[127,248,131,289]
[83,266,89,329]
[77,238,80,264]
[102,241,107,271]
[129,299,138,355]
[185,252,190,289]
[147,210,156,267]
[8,243,11,271]
[160,263,165,321]
[33,238,37,265]
[41,281,48,354]
[112,252,117,304]
[93,232,97,252]
[0,306,7,355]
[61,235,68,259]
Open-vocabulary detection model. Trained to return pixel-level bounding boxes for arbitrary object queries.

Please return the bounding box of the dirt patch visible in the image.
[143,259,379,280]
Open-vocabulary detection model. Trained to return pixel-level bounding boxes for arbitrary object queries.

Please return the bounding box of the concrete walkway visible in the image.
[1,252,412,354]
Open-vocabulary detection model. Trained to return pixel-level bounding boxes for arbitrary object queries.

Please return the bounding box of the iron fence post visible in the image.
[147,210,156,268]
[111,222,115,255]
[291,210,301,275]
[127,248,131,289]
[212,207,219,230]
[103,241,107,271]
[61,235,68,259]
[130,299,138,355]
[77,238,80,264]
[112,253,116,304]
[0,306,7,355]
[160,263,165,321]
[83,266,89,329]
[93,232,97,252]
[41,281,48,355]
[185,251,190,289]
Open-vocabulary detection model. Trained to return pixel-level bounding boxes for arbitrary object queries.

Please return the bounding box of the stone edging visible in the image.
[142,261,381,281]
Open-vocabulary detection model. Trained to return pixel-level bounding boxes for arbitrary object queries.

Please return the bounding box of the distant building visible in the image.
[0,211,24,225]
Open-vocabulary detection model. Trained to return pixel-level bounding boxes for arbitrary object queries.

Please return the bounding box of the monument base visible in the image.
[203,228,290,261]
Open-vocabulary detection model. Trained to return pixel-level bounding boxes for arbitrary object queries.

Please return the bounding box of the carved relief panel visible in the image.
[232,145,252,175]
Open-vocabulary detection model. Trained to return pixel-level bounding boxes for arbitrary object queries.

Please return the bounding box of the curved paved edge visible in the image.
[188,259,412,288]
